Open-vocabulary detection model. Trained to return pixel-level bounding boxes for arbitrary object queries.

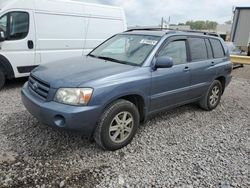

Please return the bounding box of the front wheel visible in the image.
[199,80,223,111]
[94,99,139,151]
[0,69,5,90]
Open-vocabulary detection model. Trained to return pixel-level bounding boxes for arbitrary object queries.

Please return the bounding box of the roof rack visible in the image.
[125,27,220,37]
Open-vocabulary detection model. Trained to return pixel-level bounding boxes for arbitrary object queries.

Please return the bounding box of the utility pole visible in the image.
[161,17,164,29]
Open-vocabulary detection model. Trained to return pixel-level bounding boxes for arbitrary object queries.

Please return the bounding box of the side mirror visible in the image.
[155,56,173,69]
[0,30,5,42]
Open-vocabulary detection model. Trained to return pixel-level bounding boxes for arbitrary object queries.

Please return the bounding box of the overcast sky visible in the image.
[77,0,249,26]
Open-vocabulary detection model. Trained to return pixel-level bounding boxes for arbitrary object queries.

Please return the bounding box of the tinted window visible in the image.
[189,38,207,61]
[9,12,29,40]
[210,39,225,58]
[158,40,187,65]
[205,39,213,59]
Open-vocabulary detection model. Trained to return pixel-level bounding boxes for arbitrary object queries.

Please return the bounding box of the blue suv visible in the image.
[21,29,232,150]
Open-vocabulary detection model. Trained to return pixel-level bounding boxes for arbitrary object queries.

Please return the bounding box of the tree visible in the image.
[185,20,218,30]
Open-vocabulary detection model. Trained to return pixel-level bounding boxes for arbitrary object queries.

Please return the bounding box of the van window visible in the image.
[9,12,29,40]
[210,39,225,58]
[158,40,187,65]
[189,38,208,61]
[0,12,29,40]
[0,15,7,33]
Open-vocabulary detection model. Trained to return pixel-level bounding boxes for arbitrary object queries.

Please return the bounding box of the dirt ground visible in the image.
[232,64,250,79]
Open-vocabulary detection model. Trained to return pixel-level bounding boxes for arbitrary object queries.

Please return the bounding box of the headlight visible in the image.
[54,88,93,106]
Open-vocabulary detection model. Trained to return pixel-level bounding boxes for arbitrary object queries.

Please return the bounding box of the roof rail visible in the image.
[125,27,220,37]
[126,27,166,32]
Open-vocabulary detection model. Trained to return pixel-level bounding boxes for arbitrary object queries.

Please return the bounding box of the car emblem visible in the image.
[33,82,38,91]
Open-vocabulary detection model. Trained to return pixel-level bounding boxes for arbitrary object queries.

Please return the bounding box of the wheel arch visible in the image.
[215,76,226,93]
[103,93,147,122]
[0,54,15,79]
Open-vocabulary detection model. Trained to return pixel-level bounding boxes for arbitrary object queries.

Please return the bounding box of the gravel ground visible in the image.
[0,67,249,188]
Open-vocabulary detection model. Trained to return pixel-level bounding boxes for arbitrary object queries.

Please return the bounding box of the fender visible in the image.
[0,54,14,79]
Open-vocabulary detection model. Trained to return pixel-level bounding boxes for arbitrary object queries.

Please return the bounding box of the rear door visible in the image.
[187,37,216,99]
[0,10,35,78]
[150,36,191,112]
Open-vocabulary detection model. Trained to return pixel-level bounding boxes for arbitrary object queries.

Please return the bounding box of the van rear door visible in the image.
[0,10,36,78]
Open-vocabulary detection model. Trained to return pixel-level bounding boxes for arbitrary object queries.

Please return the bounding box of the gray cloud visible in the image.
[75,0,250,26]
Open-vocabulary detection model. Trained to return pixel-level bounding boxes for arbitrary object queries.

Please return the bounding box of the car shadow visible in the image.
[3,77,28,90]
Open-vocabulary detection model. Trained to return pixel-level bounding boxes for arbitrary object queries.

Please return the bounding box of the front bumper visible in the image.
[21,82,102,135]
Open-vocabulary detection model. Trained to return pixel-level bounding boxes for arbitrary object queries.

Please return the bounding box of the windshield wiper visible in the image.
[88,54,98,58]
[98,56,123,63]
[89,54,127,64]
[88,54,119,62]
[88,54,137,66]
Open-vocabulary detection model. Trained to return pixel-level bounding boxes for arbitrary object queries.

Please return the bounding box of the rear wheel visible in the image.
[94,99,139,151]
[199,80,222,111]
[0,69,5,90]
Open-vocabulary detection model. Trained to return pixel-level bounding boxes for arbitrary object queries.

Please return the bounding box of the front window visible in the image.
[0,14,7,33]
[89,34,160,66]
[158,40,187,65]
[0,11,29,40]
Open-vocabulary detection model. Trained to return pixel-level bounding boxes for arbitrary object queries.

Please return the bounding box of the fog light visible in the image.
[54,115,66,127]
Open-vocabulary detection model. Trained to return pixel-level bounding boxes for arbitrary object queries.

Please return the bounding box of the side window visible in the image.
[9,12,29,40]
[0,12,29,40]
[189,38,208,61]
[205,39,213,59]
[210,39,225,58]
[0,15,7,33]
[158,40,187,65]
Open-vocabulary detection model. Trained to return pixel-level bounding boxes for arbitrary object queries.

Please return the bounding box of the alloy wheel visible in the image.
[109,111,134,143]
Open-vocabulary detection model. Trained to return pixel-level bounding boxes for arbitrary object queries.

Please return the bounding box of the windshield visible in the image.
[89,34,160,66]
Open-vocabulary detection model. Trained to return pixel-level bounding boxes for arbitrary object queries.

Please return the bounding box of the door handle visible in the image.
[183,66,190,72]
[28,40,34,49]
[211,62,215,66]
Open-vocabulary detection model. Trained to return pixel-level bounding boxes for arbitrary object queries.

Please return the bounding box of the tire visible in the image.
[0,69,5,90]
[94,99,140,151]
[199,80,223,111]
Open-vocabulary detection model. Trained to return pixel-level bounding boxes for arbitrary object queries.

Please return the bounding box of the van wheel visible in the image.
[94,99,139,151]
[199,80,222,111]
[0,69,5,90]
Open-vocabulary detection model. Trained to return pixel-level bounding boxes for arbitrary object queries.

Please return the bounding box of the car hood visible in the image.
[32,56,137,88]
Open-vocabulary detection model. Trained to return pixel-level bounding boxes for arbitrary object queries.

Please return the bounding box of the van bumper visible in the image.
[21,82,102,135]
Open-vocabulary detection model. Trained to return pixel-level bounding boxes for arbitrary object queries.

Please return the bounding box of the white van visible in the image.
[0,0,127,89]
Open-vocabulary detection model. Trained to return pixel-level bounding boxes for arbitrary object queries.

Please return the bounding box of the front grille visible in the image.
[28,74,50,100]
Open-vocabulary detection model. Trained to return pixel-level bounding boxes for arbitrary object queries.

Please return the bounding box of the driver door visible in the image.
[150,36,191,112]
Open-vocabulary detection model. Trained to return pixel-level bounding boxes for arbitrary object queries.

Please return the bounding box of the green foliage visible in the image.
[185,20,218,30]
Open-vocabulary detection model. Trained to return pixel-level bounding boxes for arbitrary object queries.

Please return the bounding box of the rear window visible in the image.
[210,39,225,58]
[189,38,207,61]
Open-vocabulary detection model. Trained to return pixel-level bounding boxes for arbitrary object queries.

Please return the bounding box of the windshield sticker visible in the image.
[140,39,158,46]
